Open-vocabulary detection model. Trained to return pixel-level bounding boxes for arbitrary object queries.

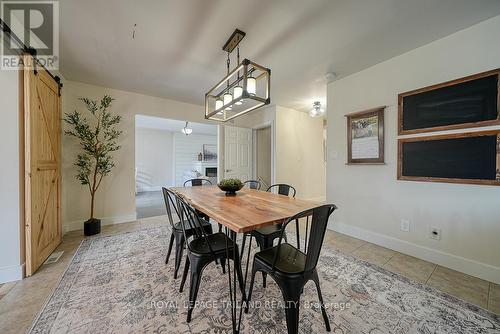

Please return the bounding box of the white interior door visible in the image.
[224,126,252,181]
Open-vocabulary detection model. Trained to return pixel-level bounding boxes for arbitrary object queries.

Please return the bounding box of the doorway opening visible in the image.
[134,115,218,219]
[255,126,272,189]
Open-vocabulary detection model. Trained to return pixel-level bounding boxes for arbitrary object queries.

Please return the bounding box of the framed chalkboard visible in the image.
[398,69,500,135]
[398,130,500,186]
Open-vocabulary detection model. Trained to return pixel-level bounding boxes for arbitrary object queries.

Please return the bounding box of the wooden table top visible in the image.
[169,186,320,233]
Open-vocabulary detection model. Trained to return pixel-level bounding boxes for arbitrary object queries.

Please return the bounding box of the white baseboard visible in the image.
[63,214,137,234]
[328,220,500,285]
[0,263,24,284]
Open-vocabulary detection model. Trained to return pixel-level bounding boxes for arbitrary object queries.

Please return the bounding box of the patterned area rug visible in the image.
[30,226,500,333]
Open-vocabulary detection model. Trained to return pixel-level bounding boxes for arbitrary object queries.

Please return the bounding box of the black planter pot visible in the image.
[84,218,101,236]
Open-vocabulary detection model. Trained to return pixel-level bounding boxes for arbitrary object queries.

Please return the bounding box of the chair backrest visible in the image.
[183,178,212,187]
[244,180,261,190]
[266,183,296,198]
[272,204,337,274]
[176,195,217,255]
[162,187,180,229]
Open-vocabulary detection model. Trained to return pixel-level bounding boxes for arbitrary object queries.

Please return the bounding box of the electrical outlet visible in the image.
[430,226,441,240]
[400,219,410,232]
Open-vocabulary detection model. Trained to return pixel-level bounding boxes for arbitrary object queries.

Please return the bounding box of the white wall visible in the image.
[275,106,326,201]
[327,15,500,283]
[222,104,326,201]
[135,127,174,192]
[173,133,217,186]
[62,81,217,232]
[0,70,23,283]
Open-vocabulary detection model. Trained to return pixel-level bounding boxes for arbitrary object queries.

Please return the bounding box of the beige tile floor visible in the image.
[0,217,498,333]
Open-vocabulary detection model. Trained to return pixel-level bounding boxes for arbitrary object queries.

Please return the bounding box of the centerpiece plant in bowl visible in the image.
[218,178,244,196]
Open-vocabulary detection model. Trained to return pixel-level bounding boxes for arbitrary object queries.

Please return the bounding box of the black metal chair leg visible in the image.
[173,235,185,279]
[165,233,175,264]
[220,257,226,274]
[283,295,300,334]
[233,248,247,301]
[240,233,247,259]
[245,266,258,313]
[179,255,190,293]
[259,238,273,288]
[186,257,206,323]
[312,271,331,332]
[295,219,300,250]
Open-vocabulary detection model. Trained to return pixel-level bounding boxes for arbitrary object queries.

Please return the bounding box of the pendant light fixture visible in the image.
[205,29,271,122]
[181,121,193,135]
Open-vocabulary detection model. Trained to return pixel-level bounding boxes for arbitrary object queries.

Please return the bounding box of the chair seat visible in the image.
[255,243,306,274]
[188,232,236,255]
[173,217,211,232]
[252,224,282,237]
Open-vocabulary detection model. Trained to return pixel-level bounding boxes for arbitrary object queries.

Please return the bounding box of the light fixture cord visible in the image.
[237,46,240,81]
[226,52,230,89]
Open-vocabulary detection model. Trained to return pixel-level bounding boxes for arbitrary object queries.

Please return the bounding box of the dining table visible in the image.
[169,185,320,333]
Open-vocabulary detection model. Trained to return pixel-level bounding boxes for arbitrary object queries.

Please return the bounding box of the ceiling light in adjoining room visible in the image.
[309,101,325,117]
[205,29,271,122]
[181,121,193,135]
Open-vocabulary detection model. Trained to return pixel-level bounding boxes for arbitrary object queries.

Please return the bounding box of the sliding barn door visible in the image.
[23,55,62,276]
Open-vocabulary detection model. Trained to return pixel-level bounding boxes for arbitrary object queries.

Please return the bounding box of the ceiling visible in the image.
[135,115,217,135]
[60,0,500,113]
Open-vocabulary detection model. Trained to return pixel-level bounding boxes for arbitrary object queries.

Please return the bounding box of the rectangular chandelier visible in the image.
[205,58,271,122]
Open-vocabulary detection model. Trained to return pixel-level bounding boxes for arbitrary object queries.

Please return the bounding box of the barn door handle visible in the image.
[225,169,232,172]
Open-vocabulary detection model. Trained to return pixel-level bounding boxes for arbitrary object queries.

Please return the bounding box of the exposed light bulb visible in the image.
[233,85,243,105]
[215,98,223,111]
[223,92,233,110]
[246,76,256,95]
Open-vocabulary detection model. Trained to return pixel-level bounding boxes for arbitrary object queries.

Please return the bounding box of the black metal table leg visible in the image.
[224,227,236,333]
[224,228,253,334]
[237,233,253,333]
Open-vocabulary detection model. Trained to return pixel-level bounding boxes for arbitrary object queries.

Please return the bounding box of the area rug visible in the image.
[29,226,500,333]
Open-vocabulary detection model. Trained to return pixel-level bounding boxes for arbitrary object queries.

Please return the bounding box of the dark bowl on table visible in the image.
[218,183,244,196]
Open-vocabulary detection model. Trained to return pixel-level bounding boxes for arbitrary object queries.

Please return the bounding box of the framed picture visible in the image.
[346,107,385,164]
[202,144,217,161]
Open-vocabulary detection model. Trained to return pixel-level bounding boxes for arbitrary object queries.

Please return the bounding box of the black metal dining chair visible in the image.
[176,195,247,323]
[243,179,262,190]
[183,178,212,222]
[183,178,212,187]
[266,183,296,197]
[240,183,296,287]
[162,187,214,279]
[245,204,337,334]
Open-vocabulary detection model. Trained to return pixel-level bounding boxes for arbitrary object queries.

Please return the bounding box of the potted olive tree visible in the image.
[64,95,122,236]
